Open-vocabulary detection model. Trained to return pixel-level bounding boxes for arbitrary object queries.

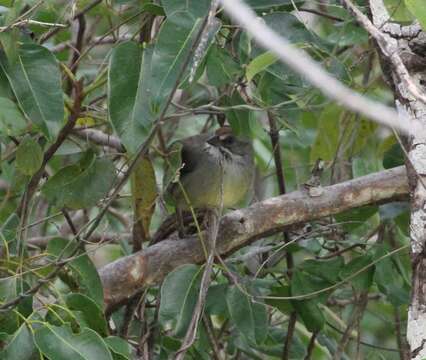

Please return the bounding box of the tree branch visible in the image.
[100,166,408,311]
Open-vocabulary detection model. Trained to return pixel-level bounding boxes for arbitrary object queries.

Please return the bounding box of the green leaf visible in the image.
[302,257,344,284]
[0,96,27,135]
[159,264,203,337]
[42,151,116,210]
[206,45,241,86]
[150,15,220,108]
[404,0,426,30]
[339,255,374,291]
[265,285,293,314]
[373,245,409,306]
[34,324,113,360]
[226,285,268,345]
[205,283,229,316]
[15,136,43,176]
[0,44,64,139]
[383,143,404,169]
[0,323,37,360]
[0,277,32,334]
[292,299,325,332]
[104,336,131,360]
[246,51,278,82]
[47,238,104,308]
[108,42,153,153]
[290,272,326,332]
[161,0,210,18]
[65,293,108,337]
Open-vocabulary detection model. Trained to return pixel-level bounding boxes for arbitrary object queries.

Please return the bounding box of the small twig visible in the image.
[0,19,67,32]
[298,7,344,22]
[203,315,222,360]
[72,128,125,152]
[266,111,297,360]
[304,331,318,360]
[66,14,86,94]
[332,291,369,360]
[175,210,220,359]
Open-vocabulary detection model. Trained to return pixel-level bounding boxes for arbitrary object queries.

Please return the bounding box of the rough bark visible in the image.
[368,1,426,358]
[99,166,408,312]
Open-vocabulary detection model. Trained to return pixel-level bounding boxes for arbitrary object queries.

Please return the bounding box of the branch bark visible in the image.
[100,166,408,311]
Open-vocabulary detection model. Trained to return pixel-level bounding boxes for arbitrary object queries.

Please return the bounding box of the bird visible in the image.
[166,126,255,237]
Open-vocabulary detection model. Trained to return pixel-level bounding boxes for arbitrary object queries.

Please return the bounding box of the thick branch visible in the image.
[100,166,408,311]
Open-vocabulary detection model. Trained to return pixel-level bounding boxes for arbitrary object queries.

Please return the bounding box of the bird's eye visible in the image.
[224,135,235,145]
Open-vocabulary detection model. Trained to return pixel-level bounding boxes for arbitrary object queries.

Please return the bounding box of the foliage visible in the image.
[0,0,414,359]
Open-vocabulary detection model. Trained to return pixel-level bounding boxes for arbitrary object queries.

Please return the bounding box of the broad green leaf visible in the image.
[373,245,409,306]
[302,257,344,283]
[108,42,153,153]
[159,264,203,337]
[130,156,157,243]
[0,96,26,135]
[0,277,32,334]
[205,283,229,316]
[104,336,131,360]
[65,293,108,336]
[290,272,326,332]
[47,238,104,308]
[206,45,241,86]
[226,285,268,345]
[246,51,278,82]
[42,151,116,210]
[339,255,374,291]
[161,0,210,18]
[0,323,37,360]
[405,0,426,30]
[292,299,325,332]
[34,324,113,360]
[290,270,331,302]
[0,44,64,139]
[150,14,220,110]
[383,143,404,169]
[15,136,43,176]
[265,285,293,314]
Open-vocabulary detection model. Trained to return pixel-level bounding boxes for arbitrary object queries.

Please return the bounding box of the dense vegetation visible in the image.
[0,0,424,359]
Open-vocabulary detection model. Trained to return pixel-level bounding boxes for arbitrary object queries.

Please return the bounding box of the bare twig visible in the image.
[72,128,125,152]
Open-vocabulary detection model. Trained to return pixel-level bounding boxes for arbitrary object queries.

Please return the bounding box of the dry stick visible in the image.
[219,0,423,136]
[266,111,297,360]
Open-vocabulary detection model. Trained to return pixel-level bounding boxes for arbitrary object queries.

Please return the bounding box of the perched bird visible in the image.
[166,126,255,236]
